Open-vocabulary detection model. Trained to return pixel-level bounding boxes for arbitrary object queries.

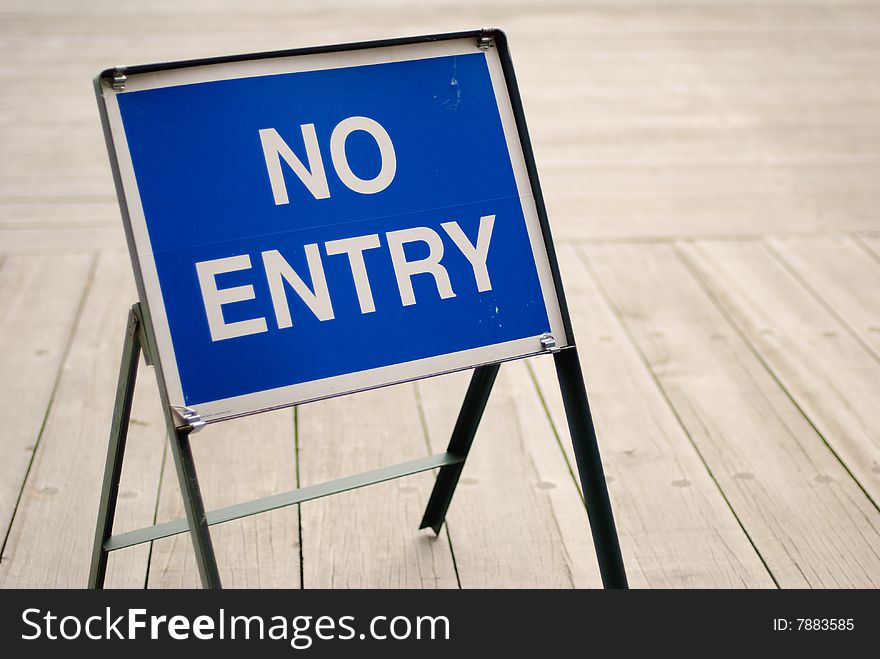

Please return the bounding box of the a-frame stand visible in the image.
[89,303,627,589]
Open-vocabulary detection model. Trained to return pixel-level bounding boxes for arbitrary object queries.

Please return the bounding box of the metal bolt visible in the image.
[478,36,492,50]
[111,68,127,92]
[540,333,556,351]
[172,406,205,433]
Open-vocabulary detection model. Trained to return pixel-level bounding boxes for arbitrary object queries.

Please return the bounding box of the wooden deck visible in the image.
[1,0,879,588]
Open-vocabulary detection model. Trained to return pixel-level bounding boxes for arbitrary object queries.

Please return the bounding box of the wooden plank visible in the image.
[529,244,774,588]
[767,235,880,356]
[416,364,603,588]
[678,239,880,509]
[859,236,880,262]
[0,253,92,543]
[147,408,300,588]
[0,227,126,254]
[0,253,165,587]
[584,242,880,588]
[298,383,458,588]
[517,0,880,240]
[0,200,119,227]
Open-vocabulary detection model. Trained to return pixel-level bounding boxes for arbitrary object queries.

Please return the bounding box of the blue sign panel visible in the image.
[105,39,565,420]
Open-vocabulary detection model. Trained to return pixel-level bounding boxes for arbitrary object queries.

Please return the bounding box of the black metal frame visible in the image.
[90,29,627,589]
[89,305,626,589]
[89,304,221,589]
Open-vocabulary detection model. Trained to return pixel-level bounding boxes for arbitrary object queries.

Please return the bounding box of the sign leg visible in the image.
[167,424,222,589]
[88,305,142,589]
[420,363,500,534]
[554,347,628,589]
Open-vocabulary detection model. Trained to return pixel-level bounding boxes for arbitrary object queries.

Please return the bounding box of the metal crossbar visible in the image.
[104,451,464,552]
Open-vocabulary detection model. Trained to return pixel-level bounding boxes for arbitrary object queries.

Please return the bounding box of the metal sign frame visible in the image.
[89,29,627,590]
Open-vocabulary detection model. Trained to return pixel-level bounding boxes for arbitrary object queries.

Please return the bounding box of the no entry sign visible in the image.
[91,31,628,592]
[99,33,568,423]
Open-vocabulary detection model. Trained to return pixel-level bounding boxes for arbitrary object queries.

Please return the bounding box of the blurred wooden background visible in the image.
[1,0,878,588]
